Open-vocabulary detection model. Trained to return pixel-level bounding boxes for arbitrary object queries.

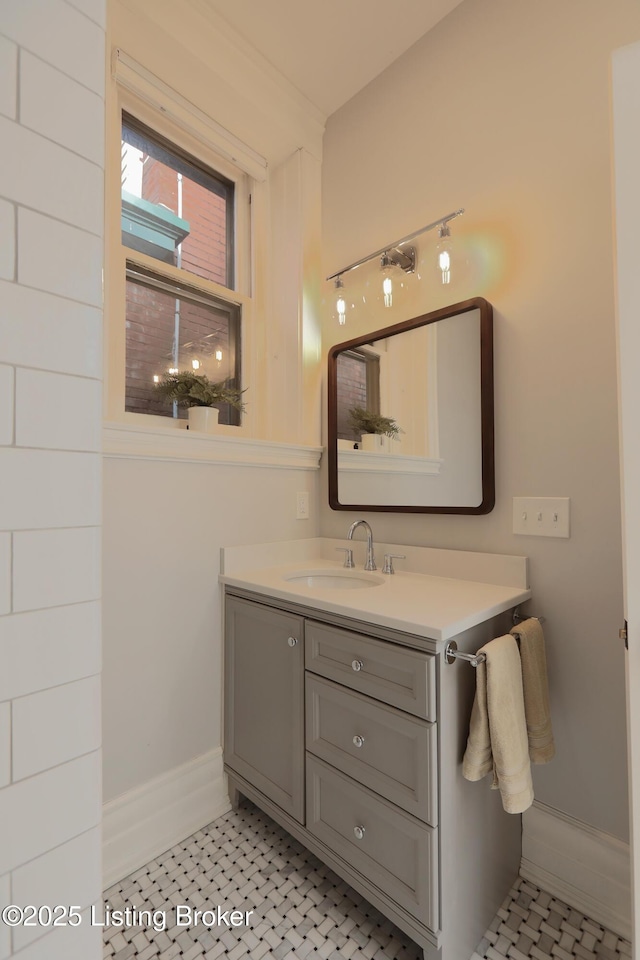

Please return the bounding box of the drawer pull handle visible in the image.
[351,659,364,672]
[352,735,365,748]
[353,825,366,841]
[287,636,298,647]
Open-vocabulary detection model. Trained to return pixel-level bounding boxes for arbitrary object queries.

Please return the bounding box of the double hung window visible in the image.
[120,114,244,425]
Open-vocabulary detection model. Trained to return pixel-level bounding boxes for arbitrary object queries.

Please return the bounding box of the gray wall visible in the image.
[320,0,640,841]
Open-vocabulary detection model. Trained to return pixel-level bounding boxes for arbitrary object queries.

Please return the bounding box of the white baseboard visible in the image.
[521,800,631,940]
[102,747,231,889]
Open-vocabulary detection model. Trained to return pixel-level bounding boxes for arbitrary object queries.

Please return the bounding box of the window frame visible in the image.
[105,86,255,433]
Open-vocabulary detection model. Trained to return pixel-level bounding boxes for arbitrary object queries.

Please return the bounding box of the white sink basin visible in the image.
[284,571,384,590]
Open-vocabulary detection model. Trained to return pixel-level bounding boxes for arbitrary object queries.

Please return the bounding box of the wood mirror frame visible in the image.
[327,297,495,514]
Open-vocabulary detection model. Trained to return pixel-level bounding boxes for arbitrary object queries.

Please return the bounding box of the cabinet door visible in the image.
[224,595,305,822]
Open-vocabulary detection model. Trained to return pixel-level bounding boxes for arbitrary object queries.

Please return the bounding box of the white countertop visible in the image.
[219,539,531,642]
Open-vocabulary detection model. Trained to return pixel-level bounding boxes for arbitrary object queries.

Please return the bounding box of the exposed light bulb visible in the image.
[436,223,452,284]
[192,359,200,370]
[335,277,347,325]
[153,374,160,383]
[380,254,396,308]
[215,349,223,362]
[382,274,393,307]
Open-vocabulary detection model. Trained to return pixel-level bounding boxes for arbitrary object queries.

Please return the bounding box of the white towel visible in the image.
[462,635,534,814]
[511,618,555,764]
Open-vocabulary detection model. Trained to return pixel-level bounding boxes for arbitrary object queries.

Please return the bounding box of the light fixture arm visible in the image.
[326,207,464,281]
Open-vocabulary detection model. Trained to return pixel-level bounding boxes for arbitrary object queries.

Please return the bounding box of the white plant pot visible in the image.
[188,406,219,433]
[360,433,391,453]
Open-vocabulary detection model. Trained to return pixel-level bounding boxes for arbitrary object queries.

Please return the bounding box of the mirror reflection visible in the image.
[328,298,494,513]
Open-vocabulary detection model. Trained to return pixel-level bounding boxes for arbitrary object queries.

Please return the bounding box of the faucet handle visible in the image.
[335,547,355,569]
[382,553,406,575]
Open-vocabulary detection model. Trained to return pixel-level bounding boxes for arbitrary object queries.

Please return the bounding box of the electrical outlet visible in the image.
[296,491,310,520]
[513,497,570,538]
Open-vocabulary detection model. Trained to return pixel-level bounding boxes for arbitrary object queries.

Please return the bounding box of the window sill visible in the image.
[103,422,323,470]
[337,449,443,476]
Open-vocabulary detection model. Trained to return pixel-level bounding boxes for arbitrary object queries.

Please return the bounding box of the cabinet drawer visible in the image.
[306,756,438,930]
[306,675,437,824]
[305,621,435,720]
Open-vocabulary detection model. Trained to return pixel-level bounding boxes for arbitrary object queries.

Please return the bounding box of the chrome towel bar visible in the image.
[444,607,545,667]
[512,606,545,626]
[444,641,486,667]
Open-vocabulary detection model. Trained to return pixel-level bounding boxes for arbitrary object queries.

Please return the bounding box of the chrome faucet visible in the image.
[347,520,376,571]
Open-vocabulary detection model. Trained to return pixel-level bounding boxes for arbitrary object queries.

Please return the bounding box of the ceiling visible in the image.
[202,0,465,116]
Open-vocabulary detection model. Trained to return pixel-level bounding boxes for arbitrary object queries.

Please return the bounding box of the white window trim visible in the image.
[112,48,269,183]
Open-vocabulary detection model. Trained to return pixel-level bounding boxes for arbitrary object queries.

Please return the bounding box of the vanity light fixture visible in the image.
[436,222,452,284]
[327,207,464,280]
[379,247,416,308]
[334,276,347,325]
[382,268,393,308]
[326,208,464,322]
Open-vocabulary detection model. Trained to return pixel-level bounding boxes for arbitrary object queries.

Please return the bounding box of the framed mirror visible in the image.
[327,297,494,514]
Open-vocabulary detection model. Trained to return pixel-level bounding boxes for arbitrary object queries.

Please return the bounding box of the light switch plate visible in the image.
[513,497,570,538]
[296,491,310,520]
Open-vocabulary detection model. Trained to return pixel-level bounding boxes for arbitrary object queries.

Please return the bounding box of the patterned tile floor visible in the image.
[103,801,631,960]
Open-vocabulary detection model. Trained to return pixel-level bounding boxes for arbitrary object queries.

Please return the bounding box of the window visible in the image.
[336,349,380,442]
[120,114,243,424]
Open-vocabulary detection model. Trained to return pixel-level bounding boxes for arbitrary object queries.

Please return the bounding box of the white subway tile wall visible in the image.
[0,752,102,876]
[0,365,14,445]
[0,872,9,960]
[9,909,98,960]
[17,208,103,303]
[19,51,105,165]
[0,281,102,377]
[12,526,101,612]
[0,535,10,617]
[0,1,105,957]
[0,36,17,121]
[11,676,102,781]
[0,705,9,790]
[1,119,104,236]
[0,603,101,702]
[0,451,101,530]
[0,200,15,281]
[15,369,102,450]
[0,0,104,94]
[11,828,103,951]
[65,0,107,27]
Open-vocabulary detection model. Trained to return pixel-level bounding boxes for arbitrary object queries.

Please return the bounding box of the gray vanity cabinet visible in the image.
[223,595,305,822]
[223,588,522,960]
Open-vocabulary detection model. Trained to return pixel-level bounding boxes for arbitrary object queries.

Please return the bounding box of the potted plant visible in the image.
[155,370,246,432]
[348,406,403,453]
